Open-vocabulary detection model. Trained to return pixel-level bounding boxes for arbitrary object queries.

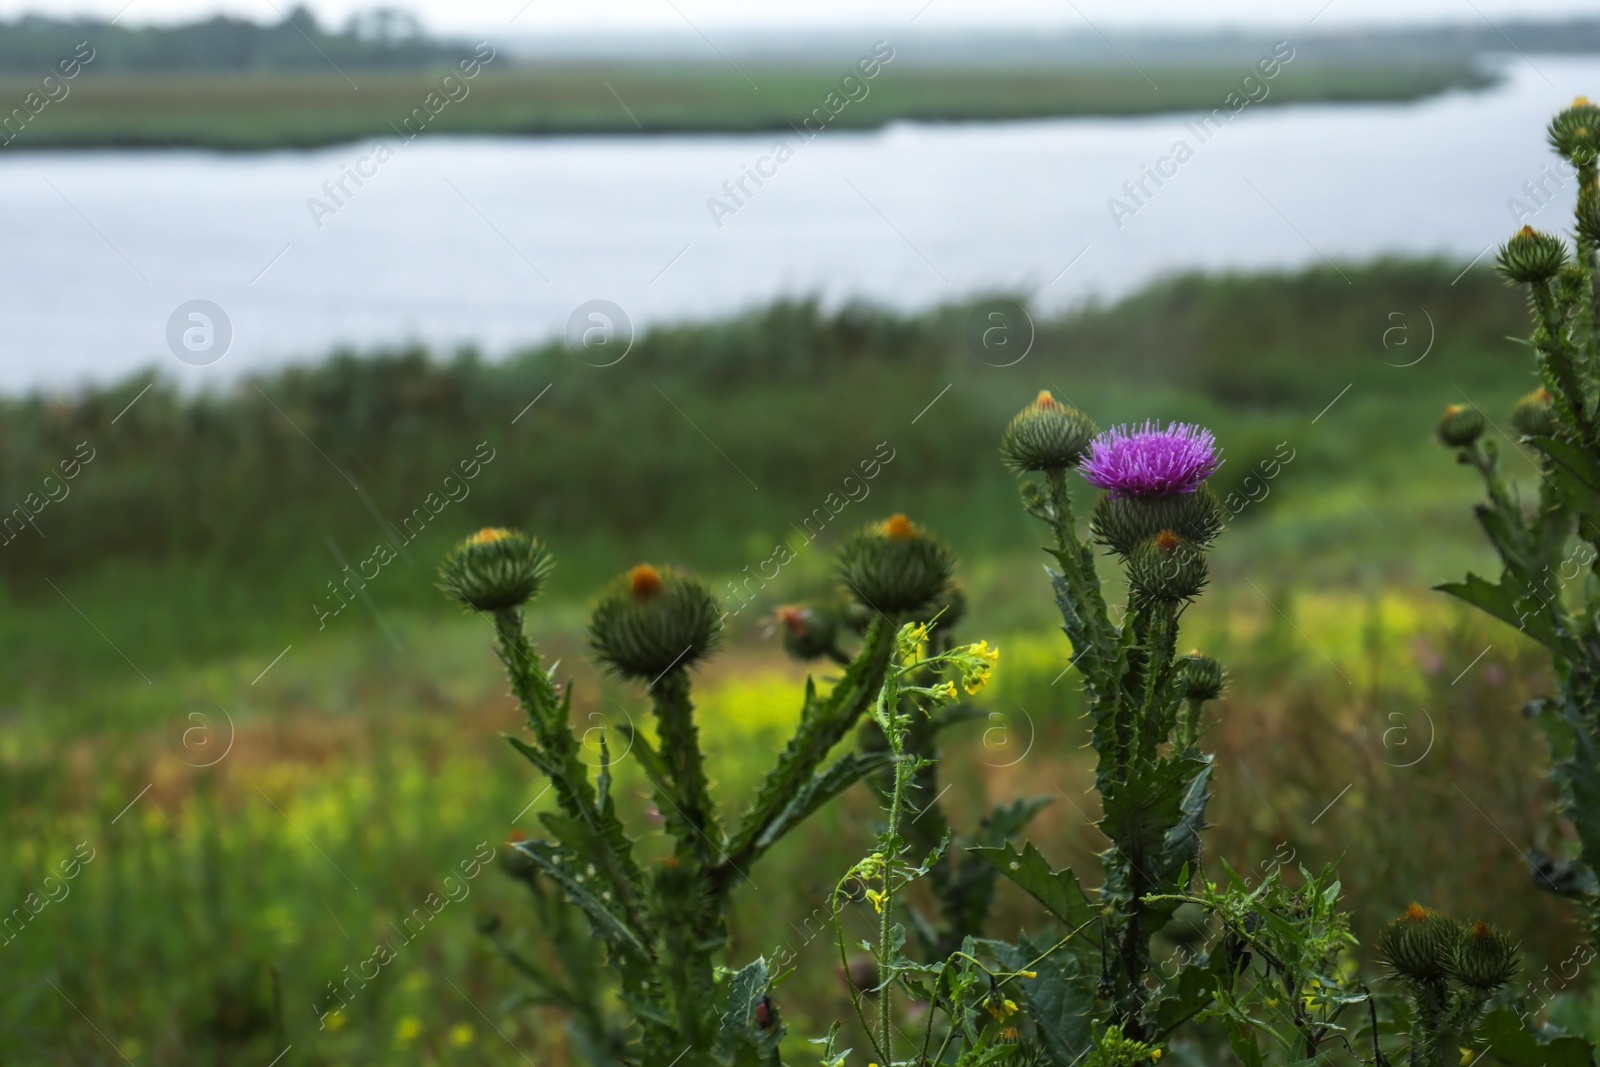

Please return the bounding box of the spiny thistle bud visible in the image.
[1181,651,1225,701]
[774,604,840,662]
[437,527,553,612]
[999,390,1098,472]
[1436,404,1486,448]
[1496,226,1569,285]
[1379,903,1459,983]
[837,514,955,614]
[1548,96,1600,166]
[1127,530,1208,602]
[1091,485,1224,557]
[1451,921,1520,991]
[588,564,721,681]
[1510,388,1559,439]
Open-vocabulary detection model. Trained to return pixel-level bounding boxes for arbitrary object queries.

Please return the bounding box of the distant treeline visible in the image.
[0,7,464,75]
[0,260,1529,594]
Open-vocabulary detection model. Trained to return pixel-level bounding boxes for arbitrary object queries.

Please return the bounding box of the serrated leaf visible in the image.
[513,839,649,960]
[969,841,1097,930]
[1532,435,1600,516]
[1099,754,1210,922]
[1436,572,1577,657]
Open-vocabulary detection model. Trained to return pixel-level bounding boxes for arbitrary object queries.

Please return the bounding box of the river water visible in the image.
[0,54,1595,390]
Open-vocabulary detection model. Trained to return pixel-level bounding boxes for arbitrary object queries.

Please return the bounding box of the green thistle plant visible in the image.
[999,389,1098,472]
[1436,404,1486,449]
[437,527,553,611]
[1508,388,1558,439]
[837,512,956,614]
[1495,225,1569,285]
[1438,102,1600,963]
[588,563,722,681]
[447,526,946,1066]
[1377,904,1520,1067]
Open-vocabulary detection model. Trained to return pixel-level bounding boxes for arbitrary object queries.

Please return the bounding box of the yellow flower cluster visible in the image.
[957,640,1000,694]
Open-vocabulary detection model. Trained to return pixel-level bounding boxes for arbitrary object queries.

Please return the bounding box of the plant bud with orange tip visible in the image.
[1378,903,1459,983]
[773,603,841,662]
[836,513,955,614]
[1181,650,1224,702]
[1496,225,1569,285]
[999,389,1098,473]
[437,527,553,612]
[1548,96,1600,166]
[1436,404,1485,448]
[1127,529,1208,602]
[587,563,721,682]
[1510,388,1559,439]
[1450,920,1520,991]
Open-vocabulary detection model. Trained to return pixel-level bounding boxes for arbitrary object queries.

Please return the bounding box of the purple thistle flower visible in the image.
[1081,421,1221,498]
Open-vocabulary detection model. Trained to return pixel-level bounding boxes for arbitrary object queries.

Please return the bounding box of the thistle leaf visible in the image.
[513,839,650,961]
[1435,572,1578,658]
[968,841,1097,931]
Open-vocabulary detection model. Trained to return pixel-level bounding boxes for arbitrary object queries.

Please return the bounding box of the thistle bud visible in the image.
[1127,530,1208,602]
[1510,388,1559,439]
[1436,404,1485,448]
[1091,485,1224,557]
[1548,97,1600,166]
[438,528,553,612]
[1495,226,1569,285]
[1451,921,1520,991]
[1378,903,1459,983]
[774,604,840,662]
[1181,651,1225,701]
[588,564,721,681]
[999,390,1098,472]
[837,514,955,614]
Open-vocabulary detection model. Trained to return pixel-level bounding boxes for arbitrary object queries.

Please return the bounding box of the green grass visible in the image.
[0,59,1492,149]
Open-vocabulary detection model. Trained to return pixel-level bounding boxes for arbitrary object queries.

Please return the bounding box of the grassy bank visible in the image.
[0,59,1492,150]
[0,260,1538,712]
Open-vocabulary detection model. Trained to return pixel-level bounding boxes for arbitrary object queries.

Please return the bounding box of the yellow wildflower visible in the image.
[396,1016,423,1043]
[865,888,886,914]
[450,1023,475,1047]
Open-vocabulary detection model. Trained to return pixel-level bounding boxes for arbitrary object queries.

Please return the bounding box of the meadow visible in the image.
[4,260,1588,1064]
[0,58,1492,150]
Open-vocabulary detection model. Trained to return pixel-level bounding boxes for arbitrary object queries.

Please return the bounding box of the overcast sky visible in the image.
[8,0,1597,35]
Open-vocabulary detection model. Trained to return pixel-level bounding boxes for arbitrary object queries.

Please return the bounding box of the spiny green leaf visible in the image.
[968,841,1097,931]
